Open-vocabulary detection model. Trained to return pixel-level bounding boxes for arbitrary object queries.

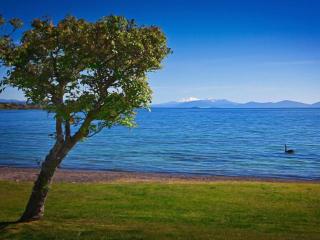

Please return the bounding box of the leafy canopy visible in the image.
[0,15,170,139]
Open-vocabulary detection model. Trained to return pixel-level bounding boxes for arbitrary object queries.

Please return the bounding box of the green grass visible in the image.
[0,180,320,240]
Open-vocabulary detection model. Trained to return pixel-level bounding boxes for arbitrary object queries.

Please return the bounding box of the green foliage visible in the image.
[0,15,170,139]
[8,18,23,29]
[0,15,5,26]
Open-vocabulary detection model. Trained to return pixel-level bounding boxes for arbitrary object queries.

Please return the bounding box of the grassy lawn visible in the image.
[0,180,320,240]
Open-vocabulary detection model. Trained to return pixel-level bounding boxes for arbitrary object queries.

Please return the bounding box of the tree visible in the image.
[0,15,170,222]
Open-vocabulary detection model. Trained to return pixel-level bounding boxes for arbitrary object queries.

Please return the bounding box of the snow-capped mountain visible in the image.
[152,98,320,108]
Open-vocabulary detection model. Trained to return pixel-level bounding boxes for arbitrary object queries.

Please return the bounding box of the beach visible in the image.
[1,166,319,184]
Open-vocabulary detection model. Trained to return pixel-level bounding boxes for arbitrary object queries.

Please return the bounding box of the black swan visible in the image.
[284,144,295,154]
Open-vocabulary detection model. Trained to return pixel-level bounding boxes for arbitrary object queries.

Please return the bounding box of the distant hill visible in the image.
[153,99,239,108]
[153,99,320,108]
[0,98,26,104]
[0,99,41,110]
[311,102,320,108]
[0,103,41,110]
[240,100,310,108]
[1,98,319,109]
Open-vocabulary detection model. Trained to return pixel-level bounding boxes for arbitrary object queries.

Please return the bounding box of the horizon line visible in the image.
[152,99,320,105]
[1,97,319,105]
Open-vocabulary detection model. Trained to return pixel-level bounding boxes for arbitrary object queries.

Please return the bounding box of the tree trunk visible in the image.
[19,143,71,222]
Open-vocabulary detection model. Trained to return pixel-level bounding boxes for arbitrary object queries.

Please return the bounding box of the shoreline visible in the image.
[0,166,319,183]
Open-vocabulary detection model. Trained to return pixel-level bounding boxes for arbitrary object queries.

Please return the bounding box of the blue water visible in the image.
[0,109,319,180]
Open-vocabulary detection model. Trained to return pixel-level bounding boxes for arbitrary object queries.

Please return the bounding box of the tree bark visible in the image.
[19,142,72,222]
[19,106,96,222]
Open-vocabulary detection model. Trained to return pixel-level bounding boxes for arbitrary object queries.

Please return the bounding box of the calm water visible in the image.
[0,109,319,180]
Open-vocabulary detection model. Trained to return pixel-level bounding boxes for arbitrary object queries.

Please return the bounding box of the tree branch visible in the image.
[87,123,105,138]
[55,116,64,143]
[65,119,71,142]
[70,107,99,144]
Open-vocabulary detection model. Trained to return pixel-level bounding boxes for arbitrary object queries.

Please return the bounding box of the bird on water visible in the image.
[284,144,295,154]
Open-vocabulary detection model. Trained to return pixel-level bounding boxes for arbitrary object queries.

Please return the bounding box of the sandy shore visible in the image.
[0,166,319,183]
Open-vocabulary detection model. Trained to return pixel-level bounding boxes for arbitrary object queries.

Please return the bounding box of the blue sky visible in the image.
[1,0,320,103]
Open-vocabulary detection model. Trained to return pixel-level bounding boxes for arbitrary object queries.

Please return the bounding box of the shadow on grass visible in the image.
[0,221,19,231]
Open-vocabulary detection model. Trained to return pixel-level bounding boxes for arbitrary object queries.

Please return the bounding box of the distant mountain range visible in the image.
[0,99,26,104]
[0,99,40,110]
[1,98,319,109]
[153,99,320,108]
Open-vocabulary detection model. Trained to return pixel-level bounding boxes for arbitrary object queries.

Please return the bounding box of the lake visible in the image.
[0,108,319,180]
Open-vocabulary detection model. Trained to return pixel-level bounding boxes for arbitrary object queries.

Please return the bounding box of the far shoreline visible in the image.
[1,166,319,184]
